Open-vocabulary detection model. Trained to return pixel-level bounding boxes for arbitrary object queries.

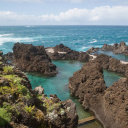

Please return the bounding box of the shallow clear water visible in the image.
[27,60,103,128]
[27,60,92,119]
[103,69,122,87]
[27,60,123,128]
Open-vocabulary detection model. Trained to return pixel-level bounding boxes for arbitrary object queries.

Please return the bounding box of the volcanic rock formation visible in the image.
[87,42,128,57]
[13,43,57,76]
[45,44,90,61]
[101,41,128,55]
[69,54,128,128]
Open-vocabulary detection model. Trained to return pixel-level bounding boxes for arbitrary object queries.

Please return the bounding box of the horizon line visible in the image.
[0,25,128,27]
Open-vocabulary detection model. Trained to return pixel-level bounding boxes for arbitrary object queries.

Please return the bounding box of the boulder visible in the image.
[34,85,44,95]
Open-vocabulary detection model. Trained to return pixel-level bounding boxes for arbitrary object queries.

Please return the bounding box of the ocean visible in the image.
[0,25,126,128]
[1,25,128,54]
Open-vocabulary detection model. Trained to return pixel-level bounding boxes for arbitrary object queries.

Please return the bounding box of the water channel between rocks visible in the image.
[27,60,122,128]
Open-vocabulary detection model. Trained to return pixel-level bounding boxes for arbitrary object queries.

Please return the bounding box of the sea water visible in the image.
[0,25,127,127]
[1,25,128,54]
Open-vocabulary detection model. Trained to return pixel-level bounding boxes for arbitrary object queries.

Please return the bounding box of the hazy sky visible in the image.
[0,0,128,25]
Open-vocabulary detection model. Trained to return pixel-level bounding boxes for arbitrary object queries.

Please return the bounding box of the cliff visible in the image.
[0,51,78,128]
[13,43,57,76]
[69,54,128,128]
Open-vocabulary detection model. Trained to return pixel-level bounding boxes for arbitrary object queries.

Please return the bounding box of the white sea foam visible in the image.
[89,39,97,44]
[79,46,91,51]
[109,43,114,45]
[0,33,14,37]
[0,34,37,46]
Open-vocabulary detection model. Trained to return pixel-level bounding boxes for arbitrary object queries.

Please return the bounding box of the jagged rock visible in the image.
[13,43,57,76]
[101,41,128,55]
[63,99,78,128]
[86,47,99,54]
[69,54,128,128]
[113,41,128,54]
[101,43,113,51]
[34,85,44,95]
[45,44,90,61]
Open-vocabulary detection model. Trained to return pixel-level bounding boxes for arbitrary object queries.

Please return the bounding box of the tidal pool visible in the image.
[27,60,103,128]
[27,60,122,128]
[103,69,122,87]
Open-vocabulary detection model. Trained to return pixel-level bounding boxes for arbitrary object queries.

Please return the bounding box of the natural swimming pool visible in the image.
[27,60,122,128]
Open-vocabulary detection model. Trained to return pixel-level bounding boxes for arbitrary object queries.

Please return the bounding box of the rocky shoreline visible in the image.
[69,54,128,128]
[0,50,78,128]
[1,42,128,128]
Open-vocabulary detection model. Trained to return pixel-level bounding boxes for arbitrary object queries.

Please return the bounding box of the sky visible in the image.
[0,0,128,25]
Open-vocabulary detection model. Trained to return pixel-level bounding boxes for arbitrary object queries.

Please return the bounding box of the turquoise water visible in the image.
[103,70,122,87]
[27,60,92,119]
[27,60,103,128]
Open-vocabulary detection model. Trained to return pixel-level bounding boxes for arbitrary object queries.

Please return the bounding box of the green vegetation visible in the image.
[24,105,35,114]
[0,108,11,126]
[3,66,13,75]
[0,74,31,99]
[0,59,64,128]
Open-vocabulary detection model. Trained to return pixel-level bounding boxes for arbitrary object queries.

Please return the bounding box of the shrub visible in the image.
[3,66,13,75]
[24,105,35,115]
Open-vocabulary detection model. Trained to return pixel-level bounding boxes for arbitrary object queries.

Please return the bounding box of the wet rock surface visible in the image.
[69,54,128,128]
[45,44,90,61]
[13,43,57,76]
[0,51,78,128]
